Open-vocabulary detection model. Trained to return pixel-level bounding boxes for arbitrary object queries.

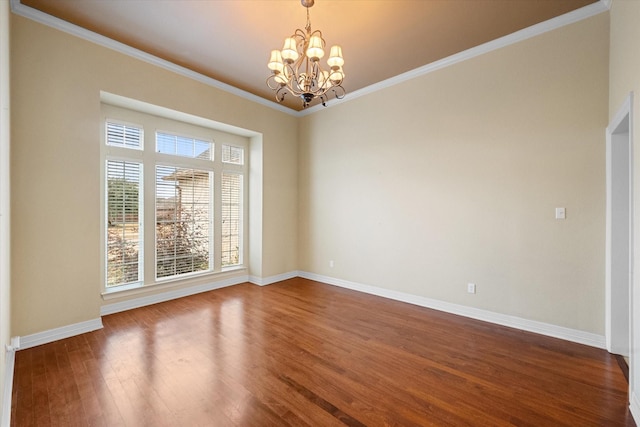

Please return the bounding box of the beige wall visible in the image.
[8,3,612,341]
[609,1,640,117]
[299,13,609,334]
[10,14,298,336]
[609,0,640,414]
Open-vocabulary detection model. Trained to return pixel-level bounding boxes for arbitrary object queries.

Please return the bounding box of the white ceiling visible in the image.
[17,0,598,111]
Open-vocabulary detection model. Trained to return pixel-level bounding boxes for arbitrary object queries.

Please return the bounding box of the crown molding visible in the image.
[9,0,299,117]
[300,0,610,116]
[11,0,609,118]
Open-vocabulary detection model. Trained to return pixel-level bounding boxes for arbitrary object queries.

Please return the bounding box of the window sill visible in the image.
[101,267,248,301]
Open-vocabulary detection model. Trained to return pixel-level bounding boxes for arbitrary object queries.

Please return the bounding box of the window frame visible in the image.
[105,158,144,288]
[100,104,249,296]
[154,164,213,281]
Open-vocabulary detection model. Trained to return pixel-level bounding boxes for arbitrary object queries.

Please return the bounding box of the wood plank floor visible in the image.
[11,278,636,426]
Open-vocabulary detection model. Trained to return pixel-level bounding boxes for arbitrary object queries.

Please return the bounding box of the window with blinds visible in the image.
[106,121,143,150]
[156,132,212,160]
[106,160,142,287]
[102,106,247,292]
[222,144,244,165]
[221,173,242,266]
[156,166,211,279]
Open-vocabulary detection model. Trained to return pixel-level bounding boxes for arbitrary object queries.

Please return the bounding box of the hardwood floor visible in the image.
[11,278,636,426]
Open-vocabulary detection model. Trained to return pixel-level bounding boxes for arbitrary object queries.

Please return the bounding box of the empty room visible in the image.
[1,0,640,425]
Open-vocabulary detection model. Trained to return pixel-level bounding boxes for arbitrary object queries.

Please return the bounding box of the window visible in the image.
[106,121,142,150]
[156,132,212,160]
[222,143,243,165]
[106,159,143,287]
[102,105,248,292]
[155,165,211,279]
[221,172,242,266]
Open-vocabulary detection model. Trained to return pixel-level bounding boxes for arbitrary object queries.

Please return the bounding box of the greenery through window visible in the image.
[106,160,142,287]
[155,166,211,278]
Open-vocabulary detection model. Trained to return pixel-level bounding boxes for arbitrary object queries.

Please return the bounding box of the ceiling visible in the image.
[19,0,598,111]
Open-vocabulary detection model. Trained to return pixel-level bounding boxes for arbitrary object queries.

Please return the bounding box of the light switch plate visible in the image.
[555,207,566,219]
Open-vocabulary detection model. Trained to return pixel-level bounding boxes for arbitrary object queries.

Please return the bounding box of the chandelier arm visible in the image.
[310,61,320,92]
[331,85,346,100]
[315,74,346,99]
[293,29,306,41]
[314,63,331,92]
[275,85,288,102]
[266,75,283,91]
[309,30,324,42]
[282,62,304,96]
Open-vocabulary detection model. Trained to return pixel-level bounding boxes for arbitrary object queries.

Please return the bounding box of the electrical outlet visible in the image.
[329,260,334,268]
[467,283,476,294]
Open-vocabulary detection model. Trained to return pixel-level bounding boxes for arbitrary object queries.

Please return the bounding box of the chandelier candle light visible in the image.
[266,0,345,108]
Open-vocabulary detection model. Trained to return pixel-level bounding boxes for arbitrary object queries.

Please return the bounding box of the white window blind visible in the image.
[106,160,142,287]
[156,165,211,279]
[106,121,143,149]
[221,172,242,267]
[102,104,247,292]
[156,132,212,160]
[222,144,244,165]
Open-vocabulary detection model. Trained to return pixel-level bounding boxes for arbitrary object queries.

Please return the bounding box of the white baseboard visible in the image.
[1,348,15,427]
[16,272,281,350]
[19,318,103,350]
[298,271,606,349]
[250,271,298,286]
[100,275,249,316]
[631,392,640,425]
[13,270,607,351]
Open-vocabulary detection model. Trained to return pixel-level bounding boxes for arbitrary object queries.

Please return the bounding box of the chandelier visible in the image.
[266,0,345,108]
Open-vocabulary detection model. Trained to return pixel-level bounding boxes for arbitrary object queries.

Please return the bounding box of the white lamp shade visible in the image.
[281,37,299,62]
[327,45,344,68]
[330,67,344,83]
[306,35,325,61]
[268,50,284,73]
